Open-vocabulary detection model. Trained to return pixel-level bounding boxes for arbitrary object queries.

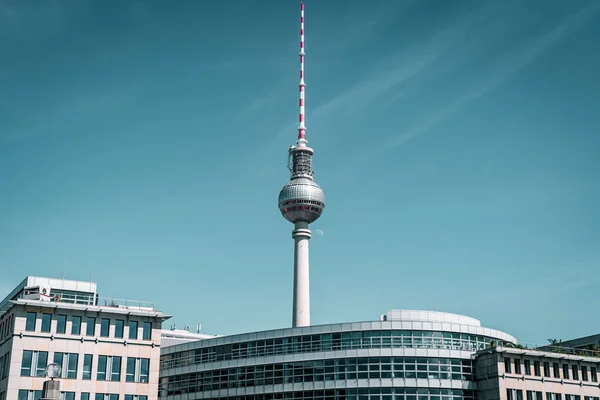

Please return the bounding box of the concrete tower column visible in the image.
[292,220,311,327]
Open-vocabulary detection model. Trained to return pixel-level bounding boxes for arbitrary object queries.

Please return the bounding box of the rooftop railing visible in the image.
[97,297,155,310]
[488,341,600,358]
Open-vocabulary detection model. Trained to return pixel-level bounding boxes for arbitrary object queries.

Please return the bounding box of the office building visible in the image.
[0,276,168,400]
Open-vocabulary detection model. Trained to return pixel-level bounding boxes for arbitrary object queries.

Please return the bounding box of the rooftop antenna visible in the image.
[62,260,66,280]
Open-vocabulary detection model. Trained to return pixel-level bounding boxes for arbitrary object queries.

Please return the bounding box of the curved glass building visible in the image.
[159,310,516,400]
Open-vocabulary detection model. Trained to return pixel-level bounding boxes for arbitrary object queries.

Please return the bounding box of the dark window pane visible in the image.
[111,356,121,381]
[100,319,110,337]
[115,320,124,338]
[97,356,107,380]
[20,350,32,376]
[36,351,48,377]
[26,312,36,331]
[128,321,138,339]
[71,316,81,335]
[56,315,67,334]
[41,313,51,332]
[126,358,135,382]
[142,322,152,340]
[86,317,95,336]
[83,354,93,380]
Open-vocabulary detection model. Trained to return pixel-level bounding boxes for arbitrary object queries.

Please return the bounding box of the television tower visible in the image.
[278,2,325,328]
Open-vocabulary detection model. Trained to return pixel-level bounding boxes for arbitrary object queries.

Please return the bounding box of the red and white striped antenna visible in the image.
[298,2,307,146]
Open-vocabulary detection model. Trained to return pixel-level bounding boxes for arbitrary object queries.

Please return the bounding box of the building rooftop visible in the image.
[0,275,169,319]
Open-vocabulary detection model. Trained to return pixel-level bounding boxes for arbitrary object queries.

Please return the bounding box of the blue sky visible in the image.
[1,0,599,345]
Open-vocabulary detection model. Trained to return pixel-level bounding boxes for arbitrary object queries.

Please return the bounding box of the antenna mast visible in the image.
[298,2,307,146]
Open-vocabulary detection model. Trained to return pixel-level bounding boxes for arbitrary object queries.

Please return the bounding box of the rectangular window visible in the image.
[573,365,579,380]
[115,320,124,338]
[125,396,148,400]
[21,350,48,377]
[543,361,550,377]
[61,393,75,400]
[81,395,90,400]
[83,354,93,380]
[20,350,32,376]
[128,320,138,339]
[142,321,152,340]
[41,313,52,332]
[18,391,42,400]
[126,357,150,383]
[591,366,598,382]
[86,317,96,336]
[56,315,67,334]
[100,318,110,337]
[71,316,81,335]
[505,357,512,373]
[553,363,560,378]
[547,394,562,400]
[534,360,541,376]
[53,352,78,379]
[97,355,107,380]
[514,359,521,374]
[25,312,36,331]
[97,355,121,381]
[507,389,523,400]
[524,359,531,375]
[563,364,570,379]
[111,356,121,381]
[582,365,588,381]
[95,395,119,400]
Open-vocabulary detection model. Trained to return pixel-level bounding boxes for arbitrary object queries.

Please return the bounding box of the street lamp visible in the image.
[42,363,61,400]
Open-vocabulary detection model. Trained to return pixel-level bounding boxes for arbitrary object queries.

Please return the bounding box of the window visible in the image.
[553,362,560,378]
[534,360,541,376]
[21,350,48,377]
[53,352,78,379]
[41,313,52,332]
[582,365,588,381]
[56,315,67,334]
[100,318,110,337]
[547,394,562,400]
[514,359,521,374]
[591,366,598,382]
[527,392,543,400]
[81,394,90,400]
[83,354,93,380]
[126,357,150,383]
[25,312,36,331]
[94,395,119,400]
[86,317,96,336]
[61,393,75,400]
[572,364,579,380]
[115,320,124,338]
[563,364,570,379]
[504,357,512,373]
[128,320,138,339]
[507,389,523,400]
[543,361,550,377]
[97,355,121,381]
[125,396,148,400]
[142,321,152,340]
[71,316,81,335]
[524,359,531,375]
[18,391,42,400]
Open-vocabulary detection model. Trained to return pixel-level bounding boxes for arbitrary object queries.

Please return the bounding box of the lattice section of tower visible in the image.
[289,148,314,179]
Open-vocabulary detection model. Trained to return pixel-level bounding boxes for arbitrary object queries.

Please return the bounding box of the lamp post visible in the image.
[41,363,61,400]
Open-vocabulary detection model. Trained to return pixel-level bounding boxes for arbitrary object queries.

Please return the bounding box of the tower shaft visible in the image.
[292,221,311,327]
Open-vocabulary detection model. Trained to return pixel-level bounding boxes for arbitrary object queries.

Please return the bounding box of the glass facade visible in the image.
[161,357,474,396]
[161,330,504,369]
[159,388,477,400]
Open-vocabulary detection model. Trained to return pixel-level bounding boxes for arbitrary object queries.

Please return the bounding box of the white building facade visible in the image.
[0,276,169,400]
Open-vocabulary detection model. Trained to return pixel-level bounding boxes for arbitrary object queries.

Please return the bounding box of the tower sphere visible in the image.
[278,177,325,224]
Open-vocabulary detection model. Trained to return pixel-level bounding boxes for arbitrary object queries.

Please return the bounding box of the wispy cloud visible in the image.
[366,1,600,157]
[263,2,503,152]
